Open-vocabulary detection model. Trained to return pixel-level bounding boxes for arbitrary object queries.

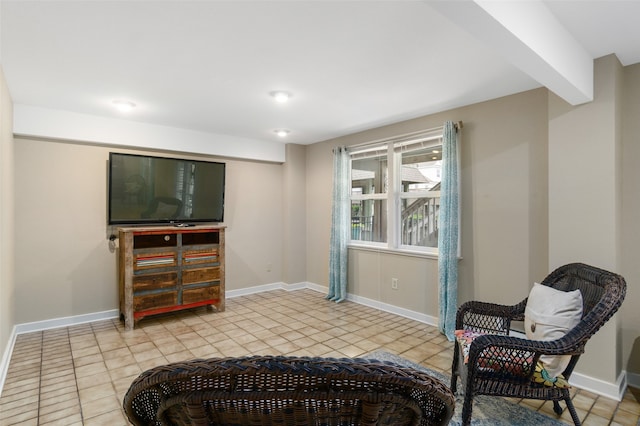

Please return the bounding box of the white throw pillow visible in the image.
[524,282,583,378]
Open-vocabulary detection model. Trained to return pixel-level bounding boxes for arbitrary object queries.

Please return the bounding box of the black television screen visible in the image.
[108,152,225,225]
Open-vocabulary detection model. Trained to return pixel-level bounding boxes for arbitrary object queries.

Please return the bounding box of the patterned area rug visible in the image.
[365,350,565,426]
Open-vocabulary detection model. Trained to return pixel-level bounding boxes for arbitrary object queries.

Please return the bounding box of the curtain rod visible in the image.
[345,121,463,151]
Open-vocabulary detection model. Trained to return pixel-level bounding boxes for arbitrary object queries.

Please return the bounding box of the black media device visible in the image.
[108,152,225,225]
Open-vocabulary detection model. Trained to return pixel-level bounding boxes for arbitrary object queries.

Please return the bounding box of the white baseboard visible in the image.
[305,282,329,294]
[226,282,286,298]
[626,371,640,390]
[0,326,17,397]
[0,283,632,401]
[14,309,119,335]
[570,369,627,401]
[346,293,439,327]
[226,281,318,299]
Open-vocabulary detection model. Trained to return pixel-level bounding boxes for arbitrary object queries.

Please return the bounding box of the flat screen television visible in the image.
[108,152,225,225]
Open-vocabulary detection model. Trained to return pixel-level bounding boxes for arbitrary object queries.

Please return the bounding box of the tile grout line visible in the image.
[104,319,130,422]
[68,326,85,425]
[36,331,43,426]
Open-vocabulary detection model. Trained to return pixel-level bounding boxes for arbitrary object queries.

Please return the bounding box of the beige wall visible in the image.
[305,88,549,317]
[13,139,284,324]
[622,63,640,378]
[282,144,307,284]
[549,55,622,272]
[0,68,15,363]
[548,55,624,384]
[456,89,549,306]
[222,157,284,288]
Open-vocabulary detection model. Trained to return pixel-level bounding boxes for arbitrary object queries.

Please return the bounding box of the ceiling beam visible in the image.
[12,104,286,163]
[428,0,593,105]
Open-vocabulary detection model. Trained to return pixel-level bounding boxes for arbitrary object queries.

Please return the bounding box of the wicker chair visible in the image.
[450,263,626,426]
[124,355,455,426]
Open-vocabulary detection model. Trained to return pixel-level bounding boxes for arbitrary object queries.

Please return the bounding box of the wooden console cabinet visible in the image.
[118,225,225,330]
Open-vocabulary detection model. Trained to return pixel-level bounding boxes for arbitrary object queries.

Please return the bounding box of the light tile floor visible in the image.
[1,289,638,425]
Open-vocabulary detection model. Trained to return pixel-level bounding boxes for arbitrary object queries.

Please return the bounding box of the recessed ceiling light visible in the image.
[112,100,136,112]
[269,91,292,103]
[274,129,290,137]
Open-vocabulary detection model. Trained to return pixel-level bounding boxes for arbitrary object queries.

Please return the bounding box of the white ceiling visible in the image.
[2,0,640,147]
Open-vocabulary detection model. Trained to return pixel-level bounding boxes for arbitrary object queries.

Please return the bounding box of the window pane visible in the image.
[400,144,441,192]
[401,196,439,247]
[347,135,449,251]
[351,199,387,243]
[399,144,441,248]
[351,152,388,195]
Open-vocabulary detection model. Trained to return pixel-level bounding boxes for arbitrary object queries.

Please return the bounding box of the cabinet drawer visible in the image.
[133,272,177,292]
[183,267,220,285]
[183,286,219,305]
[134,252,177,270]
[183,249,218,265]
[134,292,177,312]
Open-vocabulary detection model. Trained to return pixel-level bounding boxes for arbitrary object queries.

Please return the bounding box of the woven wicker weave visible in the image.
[124,355,455,425]
[450,263,626,426]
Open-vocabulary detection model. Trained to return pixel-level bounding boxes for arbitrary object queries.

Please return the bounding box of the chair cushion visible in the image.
[454,329,534,375]
[532,361,570,388]
[454,330,569,387]
[454,329,485,365]
[524,282,583,378]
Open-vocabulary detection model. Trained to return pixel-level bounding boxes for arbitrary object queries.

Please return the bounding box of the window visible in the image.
[350,129,443,253]
[174,161,196,218]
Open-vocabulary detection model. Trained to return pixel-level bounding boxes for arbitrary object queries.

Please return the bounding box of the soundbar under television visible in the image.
[108,152,225,225]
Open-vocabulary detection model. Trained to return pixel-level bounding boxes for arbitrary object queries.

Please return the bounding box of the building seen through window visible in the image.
[350,132,442,252]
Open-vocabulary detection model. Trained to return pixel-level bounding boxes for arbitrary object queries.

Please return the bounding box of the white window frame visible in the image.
[349,128,451,256]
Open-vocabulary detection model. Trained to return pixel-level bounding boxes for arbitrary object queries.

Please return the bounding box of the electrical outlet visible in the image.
[391,278,398,290]
[267,263,272,272]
